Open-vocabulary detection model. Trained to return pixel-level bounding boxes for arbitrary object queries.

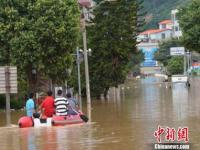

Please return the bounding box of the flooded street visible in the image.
[0,77,200,150]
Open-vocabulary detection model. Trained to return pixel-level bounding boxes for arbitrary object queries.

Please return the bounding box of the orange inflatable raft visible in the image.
[18,113,87,128]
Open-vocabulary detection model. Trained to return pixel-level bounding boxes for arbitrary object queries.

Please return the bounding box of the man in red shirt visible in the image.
[39,91,55,117]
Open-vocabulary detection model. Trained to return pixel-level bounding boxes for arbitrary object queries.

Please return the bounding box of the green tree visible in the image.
[154,38,182,66]
[178,0,200,53]
[167,56,183,75]
[88,0,144,98]
[0,0,80,92]
[0,0,19,65]
[128,50,144,75]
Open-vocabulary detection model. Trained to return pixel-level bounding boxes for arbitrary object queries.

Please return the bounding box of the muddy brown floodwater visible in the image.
[0,77,200,150]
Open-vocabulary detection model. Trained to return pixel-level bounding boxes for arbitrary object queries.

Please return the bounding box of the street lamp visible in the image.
[186,51,192,75]
[76,47,83,111]
[78,0,113,105]
[79,0,92,105]
[73,48,91,111]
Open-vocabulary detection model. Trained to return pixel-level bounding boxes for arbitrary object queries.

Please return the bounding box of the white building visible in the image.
[159,20,173,30]
[137,9,182,43]
[138,29,172,43]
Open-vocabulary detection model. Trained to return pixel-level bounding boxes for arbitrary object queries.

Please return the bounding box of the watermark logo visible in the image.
[154,126,189,143]
[153,126,190,150]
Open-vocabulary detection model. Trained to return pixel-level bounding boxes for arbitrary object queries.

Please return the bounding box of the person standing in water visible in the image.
[25,93,35,117]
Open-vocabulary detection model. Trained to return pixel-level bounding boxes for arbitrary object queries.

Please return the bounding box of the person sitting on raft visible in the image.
[39,90,55,117]
[66,93,79,115]
[54,89,69,116]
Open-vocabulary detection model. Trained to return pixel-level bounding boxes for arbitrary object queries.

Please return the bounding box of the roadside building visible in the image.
[138,29,172,43]
[137,9,182,69]
[158,19,173,30]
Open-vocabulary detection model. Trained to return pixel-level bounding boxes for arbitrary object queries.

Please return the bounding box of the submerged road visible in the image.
[0,77,199,150]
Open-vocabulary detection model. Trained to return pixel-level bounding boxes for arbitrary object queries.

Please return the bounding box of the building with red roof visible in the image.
[158,19,173,30]
[138,28,172,43]
[137,9,182,43]
[78,0,91,7]
[137,9,182,68]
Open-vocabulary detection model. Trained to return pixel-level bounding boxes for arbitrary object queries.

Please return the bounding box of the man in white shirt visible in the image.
[54,89,69,116]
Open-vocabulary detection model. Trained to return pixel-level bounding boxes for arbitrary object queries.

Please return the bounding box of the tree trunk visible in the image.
[104,87,109,100]
[96,94,101,100]
[27,65,37,93]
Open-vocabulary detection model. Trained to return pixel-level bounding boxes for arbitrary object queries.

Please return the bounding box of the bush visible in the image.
[10,99,24,109]
[0,95,24,109]
[0,95,6,109]
[167,56,184,75]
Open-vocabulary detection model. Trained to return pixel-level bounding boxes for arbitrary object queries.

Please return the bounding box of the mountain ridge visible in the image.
[143,0,189,29]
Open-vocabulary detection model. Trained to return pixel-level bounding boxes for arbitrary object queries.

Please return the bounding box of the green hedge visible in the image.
[0,95,24,110]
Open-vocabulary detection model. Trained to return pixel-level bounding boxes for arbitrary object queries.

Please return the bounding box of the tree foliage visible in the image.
[154,38,182,66]
[128,50,144,75]
[167,56,183,75]
[88,0,144,97]
[154,38,184,75]
[178,0,200,53]
[0,0,80,91]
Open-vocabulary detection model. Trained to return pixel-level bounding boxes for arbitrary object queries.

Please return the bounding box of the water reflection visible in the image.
[18,124,96,150]
[0,127,20,150]
[171,83,189,121]
[20,128,37,150]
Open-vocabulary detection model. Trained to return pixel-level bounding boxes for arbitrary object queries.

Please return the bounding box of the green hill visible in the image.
[143,0,189,29]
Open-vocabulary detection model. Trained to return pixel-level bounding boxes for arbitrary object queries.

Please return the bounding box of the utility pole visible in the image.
[184,53,187,75]
[187,51,190,73]
[189,52,192,69]
[76,47,82,110]
[5,66,11,126]
[82,7,91,105]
